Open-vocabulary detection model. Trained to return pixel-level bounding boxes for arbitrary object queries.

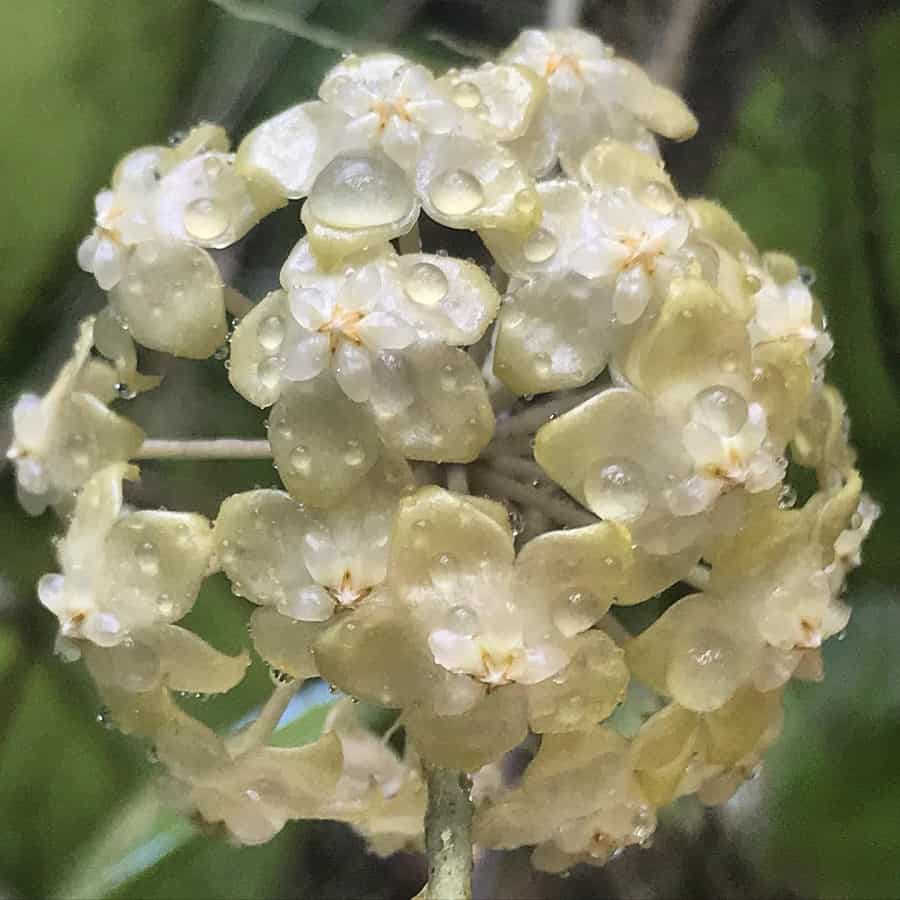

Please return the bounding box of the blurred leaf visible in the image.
[707,12,900,584]
[0,660,144,897]
[766,588,900,898]
[113,825,296,900]
[0,1,205,354]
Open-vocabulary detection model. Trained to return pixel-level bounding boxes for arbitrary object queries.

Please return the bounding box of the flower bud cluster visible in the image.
[13,28,876,871]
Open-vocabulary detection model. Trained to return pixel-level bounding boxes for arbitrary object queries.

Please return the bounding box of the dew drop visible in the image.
[445,604,479,636]
[290,445,311,475]
[778,484,798,509]
[203,157,223,178]
[403,262,448,307]
[743,272,762,294]
[514,188,538,216]
[308,153,413,229]
[343,439,366,467]
[429,169,484,216]
[182,197,230,242]
[522,227,558,264]
[534,352,552,377]
[257,315,285,351]
[451,80,482,109]
[440,364,458,391]
[584,458,649,522]
[135,541,159,576]
[553,589,605,637]
[690,385,748,436]
[257,356,284,390]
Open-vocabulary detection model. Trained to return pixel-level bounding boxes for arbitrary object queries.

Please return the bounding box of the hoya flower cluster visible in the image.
[12,28,876,874]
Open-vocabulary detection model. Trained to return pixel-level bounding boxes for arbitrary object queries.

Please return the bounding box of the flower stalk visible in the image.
[424,765,474,900]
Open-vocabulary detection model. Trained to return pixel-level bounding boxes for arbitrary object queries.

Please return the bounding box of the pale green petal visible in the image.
[387,486,514,600]
[268,374,381,508]
[43,392,144,492]
[493,275,614,395]
[620,276,751,416]
[416,134,540,233]
[313,596,442,708]
[147,624,250,694]
[214,489,313,608]
[515,522,633,623]
[228,290,291,408]
[438,63,545,141]
[403,684,528,771]
[249,606,326,680]
[110,241,226,359]
[686,198,757,260]
[385,253,501,346]
[370,343,494,463]
[235,100,350,199]
[98,510,214,630]
[527,630,628,733]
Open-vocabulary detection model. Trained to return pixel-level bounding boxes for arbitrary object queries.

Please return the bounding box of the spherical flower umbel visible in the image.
[15,24,877,881]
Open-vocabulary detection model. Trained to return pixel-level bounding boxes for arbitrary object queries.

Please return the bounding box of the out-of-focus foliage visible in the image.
[709,11,900,586]
[0,1,203,356]
[710,12,900,899]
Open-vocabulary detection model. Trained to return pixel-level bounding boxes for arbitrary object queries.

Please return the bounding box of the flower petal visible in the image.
[370,343,494,463]
[493,275,614,395]
[110,241,226,359]
[268,374,381,508]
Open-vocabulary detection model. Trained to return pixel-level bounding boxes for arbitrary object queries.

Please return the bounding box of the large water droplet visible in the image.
[514,188,538,216]
[307,153,413,229]
[404,262,448,306]
[451,80,482,109]
[257,315,285,351]
[690,385,748,436]
[522,227,558,263]
[553,590,605,637]
[182,198,229,242]
[429,169,484,216]
[584,458,649,522]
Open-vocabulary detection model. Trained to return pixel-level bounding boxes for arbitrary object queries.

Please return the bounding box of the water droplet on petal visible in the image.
[257,315,285,351]
[514,188,538,216]
[690,385,748,436]
[523,228,558,264]
[429,169,484,216]
[445,605,479,636]
[257,356,284,390]
[452,80,482,109]
[553,590,605,637]
[343,440,366,467]
[584,458,649,522]
[135,541,159,576]
[290,445,311,475]
[183,197,230,242]
[403,262,448,306]
[308,153,413,229]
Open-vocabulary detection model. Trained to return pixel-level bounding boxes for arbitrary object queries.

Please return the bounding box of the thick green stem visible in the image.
[424,765,473,900]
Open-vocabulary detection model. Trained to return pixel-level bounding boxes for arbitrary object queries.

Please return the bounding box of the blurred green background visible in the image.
[1,1,899,897]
